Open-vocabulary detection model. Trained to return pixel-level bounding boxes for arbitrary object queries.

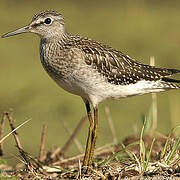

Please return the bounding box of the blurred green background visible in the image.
[0,0,180,165]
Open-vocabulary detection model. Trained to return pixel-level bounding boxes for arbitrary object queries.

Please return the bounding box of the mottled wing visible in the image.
[82,45,180,86]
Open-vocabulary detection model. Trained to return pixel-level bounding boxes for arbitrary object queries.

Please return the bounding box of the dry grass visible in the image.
[0,108,179,179]
[0,134,179,179]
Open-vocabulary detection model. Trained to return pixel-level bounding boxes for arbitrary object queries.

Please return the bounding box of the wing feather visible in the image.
[71,35,180,86]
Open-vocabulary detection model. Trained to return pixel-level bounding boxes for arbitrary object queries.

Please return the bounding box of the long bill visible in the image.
[1,25,30,38]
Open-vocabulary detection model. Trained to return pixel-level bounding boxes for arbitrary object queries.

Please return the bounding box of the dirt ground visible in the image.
[0,134,179,180]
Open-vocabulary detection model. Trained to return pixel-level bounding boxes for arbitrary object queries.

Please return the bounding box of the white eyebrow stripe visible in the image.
[32,16,54,25]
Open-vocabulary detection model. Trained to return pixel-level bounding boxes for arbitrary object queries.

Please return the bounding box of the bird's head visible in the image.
[2,10,66,40]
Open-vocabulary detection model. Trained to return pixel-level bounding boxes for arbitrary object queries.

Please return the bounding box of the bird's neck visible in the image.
[41,30,71,45]
[40,31,72,60]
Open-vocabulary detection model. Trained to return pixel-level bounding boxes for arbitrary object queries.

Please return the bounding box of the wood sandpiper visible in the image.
[2,10,180,169]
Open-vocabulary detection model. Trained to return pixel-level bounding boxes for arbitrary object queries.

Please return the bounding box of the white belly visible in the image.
[52,71,166,107]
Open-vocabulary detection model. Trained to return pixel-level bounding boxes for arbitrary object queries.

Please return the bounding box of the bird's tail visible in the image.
[161,68,180,89]
[162,82,180,89]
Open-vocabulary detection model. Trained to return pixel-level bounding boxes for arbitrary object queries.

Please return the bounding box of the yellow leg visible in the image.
[88,106,98,166]
[83,100,94,168]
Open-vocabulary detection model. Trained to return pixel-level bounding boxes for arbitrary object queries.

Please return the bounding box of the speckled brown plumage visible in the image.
[40,32,180,87]
[63,35,180,86]
[32,10,62,21]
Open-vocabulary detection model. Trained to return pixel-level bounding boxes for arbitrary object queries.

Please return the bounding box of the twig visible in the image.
[6,112,23,150]
[0,118,30,144]
[53,143,114,166]
[50,147,61,160]
[60,115,87,156]
[0,114,30,165]
[53,153,84,165]
[150,56,157,135]
[87,166,106,180]
[77,159,82,180]
[6,112,32,165]
[39,124,48,162]
[62,121,83,154]
[105,106,118,144]
[0,112,7,156]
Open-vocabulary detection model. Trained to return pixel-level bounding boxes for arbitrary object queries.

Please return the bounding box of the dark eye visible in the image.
[44,18,52,25]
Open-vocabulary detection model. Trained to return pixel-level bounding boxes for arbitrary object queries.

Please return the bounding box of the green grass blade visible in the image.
[145,103,153,134]
[161,126,180,159]
[166,137,180,165]
[140,119,146,170]
[98,141,139,167]
[140,139,146,170]
[161,131,172,159]
[144,138,155,173]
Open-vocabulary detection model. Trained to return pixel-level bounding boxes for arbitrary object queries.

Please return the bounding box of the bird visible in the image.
[2,10,180,169]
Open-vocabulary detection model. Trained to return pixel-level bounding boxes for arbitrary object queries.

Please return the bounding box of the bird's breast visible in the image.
[39,42,90,98]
